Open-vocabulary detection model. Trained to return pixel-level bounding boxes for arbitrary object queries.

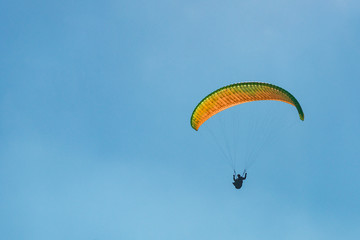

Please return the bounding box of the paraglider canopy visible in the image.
[190,82,304,131]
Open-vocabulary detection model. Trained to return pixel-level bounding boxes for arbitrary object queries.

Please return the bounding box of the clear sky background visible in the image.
[1,0,360,239]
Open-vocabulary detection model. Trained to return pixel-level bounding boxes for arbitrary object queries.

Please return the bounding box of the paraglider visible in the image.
[190,82,304,190]
[190,82,304,131]
[233,170,247,189]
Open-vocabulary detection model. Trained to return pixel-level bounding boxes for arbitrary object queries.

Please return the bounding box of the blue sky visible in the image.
[1,0,360,239]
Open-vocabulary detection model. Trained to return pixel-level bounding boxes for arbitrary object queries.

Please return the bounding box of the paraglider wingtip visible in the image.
[190,124,199,131]
[299,113,304,121]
